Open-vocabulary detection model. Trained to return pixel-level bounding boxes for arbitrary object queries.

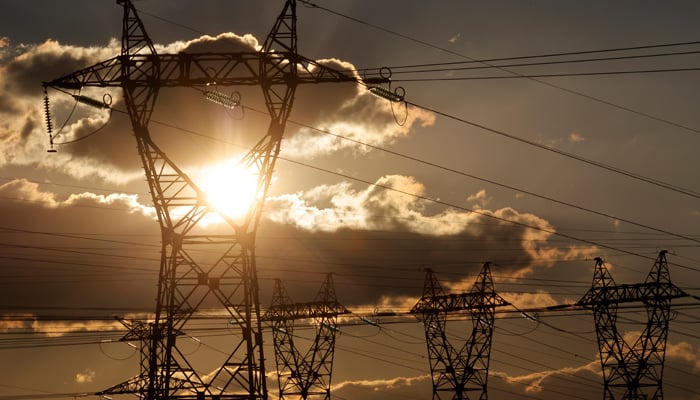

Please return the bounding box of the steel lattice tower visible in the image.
[578,251,689,400]
[43,1,361,398]
[411,263,510,400]
[262,274,348,400]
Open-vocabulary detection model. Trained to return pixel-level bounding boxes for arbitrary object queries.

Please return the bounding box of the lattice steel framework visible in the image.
[577,251,689,400]
[262,274,348,400]
[43,1,360,398]
[411,263,510,400]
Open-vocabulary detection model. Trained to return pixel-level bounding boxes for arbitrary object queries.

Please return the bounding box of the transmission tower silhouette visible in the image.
[577,251,689,400]
[411,263,510,400]
[263,274,348,400]
[42,1,366,398]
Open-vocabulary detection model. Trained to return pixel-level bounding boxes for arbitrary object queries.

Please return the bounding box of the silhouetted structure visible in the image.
[578,251,689,400]
[43,0,362,398]
[412,263,510,400]
[263,274,348,400]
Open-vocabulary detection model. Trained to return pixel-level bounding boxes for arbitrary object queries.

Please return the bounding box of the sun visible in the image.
[197,158,259,220]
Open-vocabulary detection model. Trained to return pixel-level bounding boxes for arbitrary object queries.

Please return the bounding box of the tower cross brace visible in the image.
[577,251,688,400]
[411,263,510,400]
[263,274,348,400]
[42,1,369,398]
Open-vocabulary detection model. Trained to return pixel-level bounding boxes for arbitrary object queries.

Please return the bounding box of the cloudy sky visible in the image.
[1,0,700,398]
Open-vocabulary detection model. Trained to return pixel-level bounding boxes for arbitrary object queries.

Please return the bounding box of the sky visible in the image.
[1,0,700,399]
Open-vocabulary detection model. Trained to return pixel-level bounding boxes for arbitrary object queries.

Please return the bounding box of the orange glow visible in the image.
[198,158,259,220]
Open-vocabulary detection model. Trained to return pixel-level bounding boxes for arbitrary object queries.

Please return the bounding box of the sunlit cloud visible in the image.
[0,178,58,205]
[493,360,600,393]
[0,314,123,338]
[333,374,429,392]
[265,175,600,289]
[568,131,585,143]
[666,340,700,371]
[467,188,491,208]
[266,175,478,234]
[75,369,96,384]
[0,178,155,217]
[282,98,435,158]
[0,31,433,186]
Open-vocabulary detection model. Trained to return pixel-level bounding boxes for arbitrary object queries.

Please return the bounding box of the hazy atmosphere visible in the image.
[1,1,699,399]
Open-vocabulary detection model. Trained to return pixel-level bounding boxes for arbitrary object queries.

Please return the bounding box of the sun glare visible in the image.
[198,158,259,220]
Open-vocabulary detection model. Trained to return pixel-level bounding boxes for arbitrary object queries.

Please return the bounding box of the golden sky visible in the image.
[0,0,699,399]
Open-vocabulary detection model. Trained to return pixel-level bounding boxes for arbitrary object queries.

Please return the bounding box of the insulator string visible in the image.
[43,86,56,152]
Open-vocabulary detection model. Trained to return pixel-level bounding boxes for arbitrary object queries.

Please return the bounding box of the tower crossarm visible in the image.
[577,282,688,307]
[44,52,363,91]
[411,292,510,315]
[263,301,349,321]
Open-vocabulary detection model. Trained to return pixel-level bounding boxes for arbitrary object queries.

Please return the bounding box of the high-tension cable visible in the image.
[299,0,700,137]
[72,102,699,270]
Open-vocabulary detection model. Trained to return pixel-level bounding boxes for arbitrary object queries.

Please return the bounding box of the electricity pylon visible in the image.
[577,251,689,400]
[263,274,348,400]
[42,1,363,398]
[411,263,510,400]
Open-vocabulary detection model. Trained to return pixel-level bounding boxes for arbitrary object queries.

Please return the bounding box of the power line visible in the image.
[358,48,700,75]
[94,106,700,271]
[299,0,700,137]
[283,118,700,245]
[402,99,700,199]
[38,16,698,251]
[391,67,700,81]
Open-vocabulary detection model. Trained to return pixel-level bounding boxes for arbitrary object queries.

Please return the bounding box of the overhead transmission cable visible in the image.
[93,106,700,272]
[108,6,700,198]
[357,48,700,75]
[401,99,700,199]
[390,67,700,81]
[41,101,699,277]
[282,117,700,244]
[358,50,700,80]
[299,0,700,137]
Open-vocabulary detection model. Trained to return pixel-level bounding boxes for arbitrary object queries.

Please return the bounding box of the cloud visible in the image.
[259,175,598,306]
[543,131,585,149]
[0,314,123,338]
[75,368,96,384]
[0,178,58,205]
[0,178,154,217]
[467,189,491,208]
[568,131,584,143]
[0,179,160,313]
[266,175,477,234]
[493,359,600,394]
[0,31,433,186]
[333,375,431,400]
[0,37,140,183]
[667,340,700,371]
[282,80,436,158]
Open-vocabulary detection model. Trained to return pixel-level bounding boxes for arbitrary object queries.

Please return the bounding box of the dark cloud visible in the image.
[0,30,433,189]
[4,39,117,96]
[259,177,596,307]
[0,180,159,314]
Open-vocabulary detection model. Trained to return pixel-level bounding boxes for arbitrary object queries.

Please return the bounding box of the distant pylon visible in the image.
[578,251,689,400]
[263,274,349,400]
[411,263,510,400]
